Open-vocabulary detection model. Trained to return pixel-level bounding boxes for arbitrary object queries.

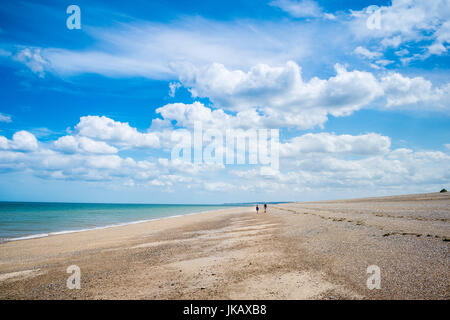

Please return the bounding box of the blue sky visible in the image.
[0,0,449,203]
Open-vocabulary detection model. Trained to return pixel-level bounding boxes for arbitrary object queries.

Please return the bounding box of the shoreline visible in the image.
[0,206,255,265]
[0,205,252,244]
[4,191,443,244]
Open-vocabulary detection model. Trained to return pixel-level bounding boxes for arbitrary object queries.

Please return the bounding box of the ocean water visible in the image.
[0,202,242,242]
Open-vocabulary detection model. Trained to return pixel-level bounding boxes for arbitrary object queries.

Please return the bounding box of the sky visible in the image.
[0,0,449,203]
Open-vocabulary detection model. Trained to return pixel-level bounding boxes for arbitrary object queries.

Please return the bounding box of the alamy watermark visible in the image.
[366,265,381,290]
[171,122,279,172]
[66,5,81,30]
[66,265,81,289]
[366,5,381,30]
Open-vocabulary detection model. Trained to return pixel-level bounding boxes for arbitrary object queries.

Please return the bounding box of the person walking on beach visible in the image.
[256,204,259,214]
[264,203,267,213]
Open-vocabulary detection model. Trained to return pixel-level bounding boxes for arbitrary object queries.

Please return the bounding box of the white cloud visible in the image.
[0,113,12,123]
[232,148,450,191]
[354,46,382,59]
[427,20,450,55]
[177,61,383,128]
[158,158,224,175]
[324,13,336,20]
[11,18,322,79]
[13,47,49,77]
[7,0,448,88]
[0,133,220,185]
[0,144,159,182]
[350,0,450,58]
[10,43,449,131]
[0,131,38,152]
[380,36,402,48]
[269,0,323,18]
[375,59,394,67]
[148,174,193,188]
[0,136,8,149]
[53,135,118,154]
[75,116,160,149]
[380,73,450,109]
[155,102,232,129]
[280,133,391,157]
[395,49,409,56]
[157,65,450,133]
[0,121,448,196]
[154,101,272,132]
[204,181,234,192]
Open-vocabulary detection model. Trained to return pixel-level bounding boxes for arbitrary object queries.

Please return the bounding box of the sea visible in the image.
[0,202,245,243]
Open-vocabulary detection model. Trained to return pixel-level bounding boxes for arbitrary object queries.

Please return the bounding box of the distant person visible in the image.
[256,204,259,214]
[264,203,267,213]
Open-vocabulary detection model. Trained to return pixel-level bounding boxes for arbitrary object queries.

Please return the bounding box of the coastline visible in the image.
[2,206,251,243]
[0,193,448,299]
[0,206,254,264]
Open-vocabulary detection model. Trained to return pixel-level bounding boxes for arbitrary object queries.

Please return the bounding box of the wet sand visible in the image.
[0,192,448,299]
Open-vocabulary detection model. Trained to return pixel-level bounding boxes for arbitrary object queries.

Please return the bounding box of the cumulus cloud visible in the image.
[350,0,450,59]
[176,61,383,128]
[0,131,38,152]
[53,135,118,154]
[231,148,450,192]
[0,121,448,196]
[75,116,160,149]
[156,66,450,135]
[174,61,450,121]
[0,117,225,184]
[154,101,273,132]
[180,61,381,113]
[380,73,450,110]
[155,102,232,129]
[0,141,155,182]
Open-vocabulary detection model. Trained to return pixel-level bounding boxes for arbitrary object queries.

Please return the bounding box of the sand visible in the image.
[0,192,448,299]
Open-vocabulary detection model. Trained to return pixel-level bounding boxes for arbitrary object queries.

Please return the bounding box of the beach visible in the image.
[0,192,448,300]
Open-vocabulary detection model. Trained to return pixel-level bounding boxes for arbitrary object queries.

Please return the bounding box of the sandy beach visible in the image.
[0,192,448,300]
